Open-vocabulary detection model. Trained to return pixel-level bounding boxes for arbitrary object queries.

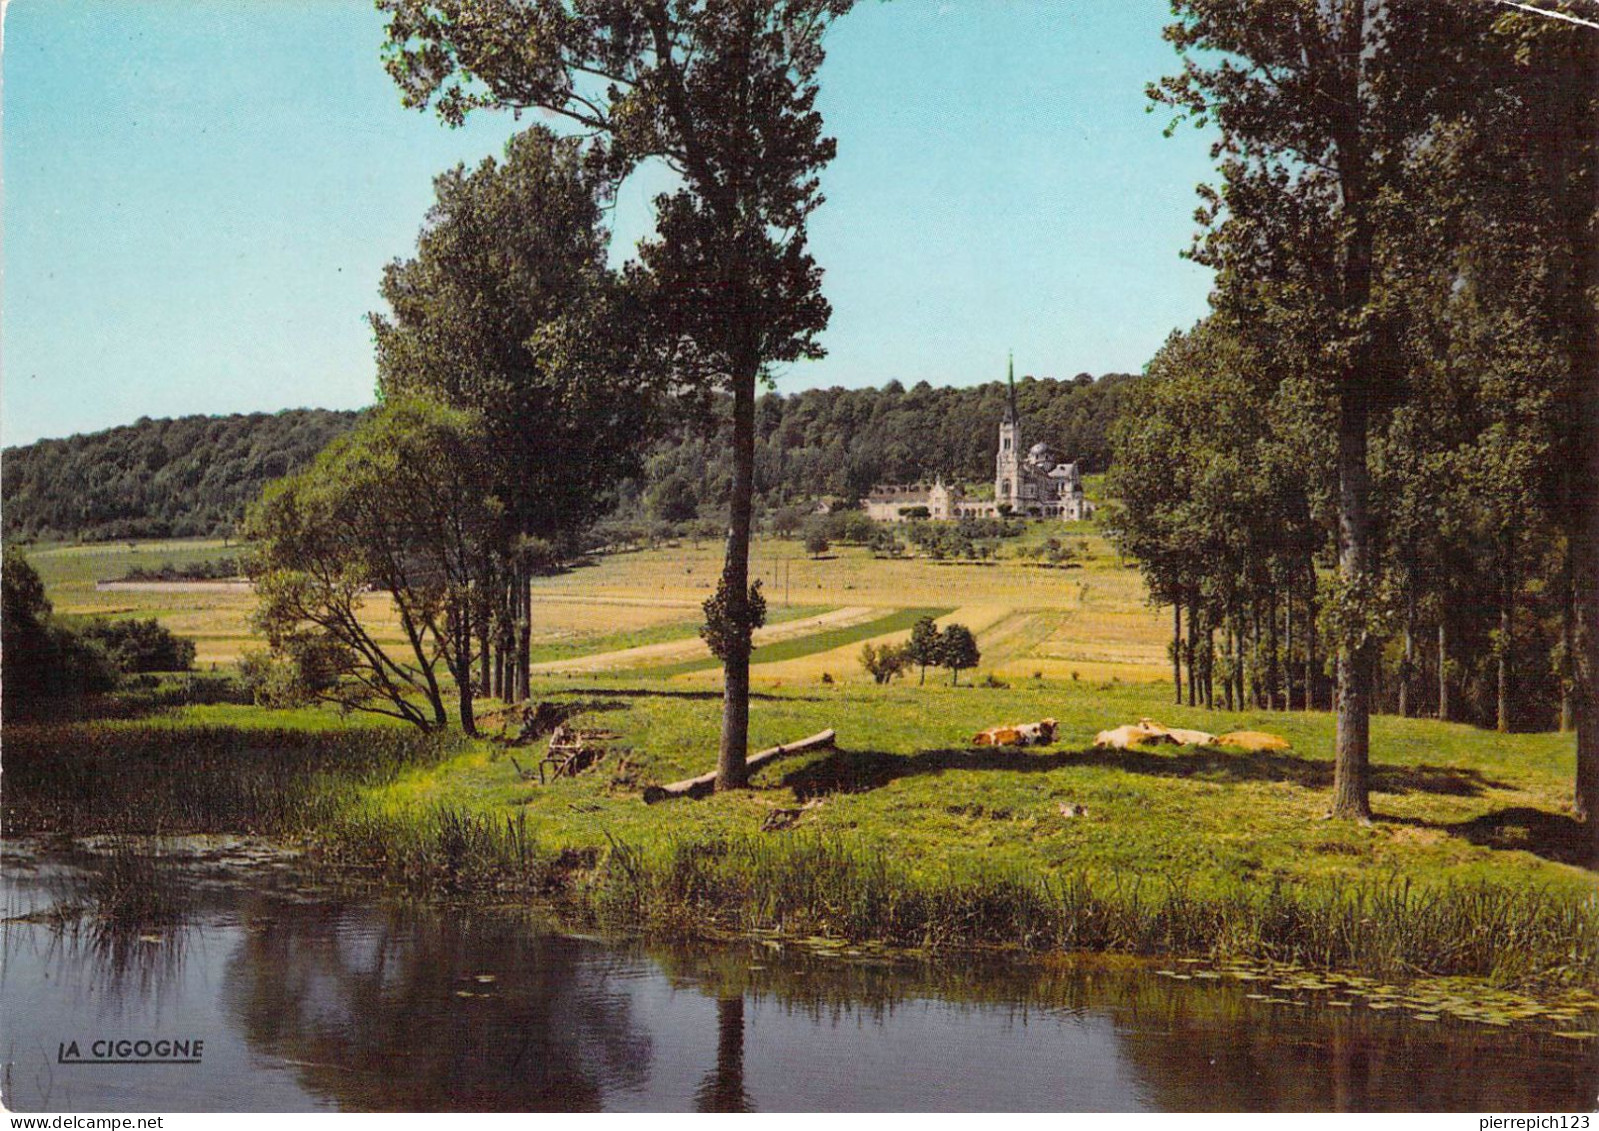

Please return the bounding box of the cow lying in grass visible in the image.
[972,718,1058,747]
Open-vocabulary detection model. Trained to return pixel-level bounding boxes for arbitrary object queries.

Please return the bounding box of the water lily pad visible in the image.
[1411,1013,1440,1022]
[474,974,496,983]
[1551,1031,1597,1041]
[1327,1000,1353,1008]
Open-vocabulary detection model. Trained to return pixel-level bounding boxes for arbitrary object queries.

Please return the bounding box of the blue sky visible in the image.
[1,1,1217,447]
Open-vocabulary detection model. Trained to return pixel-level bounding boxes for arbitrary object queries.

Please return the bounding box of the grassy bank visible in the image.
[305,676,1596,987]
[8,676,1596,989]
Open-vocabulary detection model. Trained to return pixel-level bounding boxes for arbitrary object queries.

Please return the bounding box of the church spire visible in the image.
[1003,351,1019,425]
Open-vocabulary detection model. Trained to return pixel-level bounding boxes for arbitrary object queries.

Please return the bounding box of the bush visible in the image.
[236,635,347,708]
[858,642,910,684]
[3,547,119,712]
[78,617,197,673]
[116,558,240,582]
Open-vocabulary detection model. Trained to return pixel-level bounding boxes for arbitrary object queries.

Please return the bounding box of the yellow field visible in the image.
[24,528,1171,683]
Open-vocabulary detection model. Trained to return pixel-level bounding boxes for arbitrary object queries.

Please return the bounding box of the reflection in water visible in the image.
[694,997,752,1113]
[2,860,1595,1112]
[222,902,652,1111]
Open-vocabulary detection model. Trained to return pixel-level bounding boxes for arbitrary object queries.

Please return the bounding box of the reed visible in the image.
[3,722,453,836]
[583,832,1599,986]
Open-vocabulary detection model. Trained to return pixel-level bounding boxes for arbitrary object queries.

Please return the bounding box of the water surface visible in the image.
[2,851,1593,1112]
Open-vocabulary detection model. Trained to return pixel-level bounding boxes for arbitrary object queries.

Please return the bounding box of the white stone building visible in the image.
[863,358,1093,523]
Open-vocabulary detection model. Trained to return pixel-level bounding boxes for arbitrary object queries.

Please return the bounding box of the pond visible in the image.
[1,845,1594,1112]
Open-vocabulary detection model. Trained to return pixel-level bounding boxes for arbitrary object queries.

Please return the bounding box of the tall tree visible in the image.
[378,0,851,788]
[372,127,653,705]
[1152,0,1450,820]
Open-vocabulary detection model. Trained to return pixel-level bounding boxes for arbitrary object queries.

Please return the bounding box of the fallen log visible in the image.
[642,729,836,804]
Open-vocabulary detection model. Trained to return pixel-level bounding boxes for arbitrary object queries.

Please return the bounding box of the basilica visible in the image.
[863,360,1092,523]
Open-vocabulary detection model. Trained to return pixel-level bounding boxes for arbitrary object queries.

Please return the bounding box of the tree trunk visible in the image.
[1284,588,1295,712]
[516,566,532,704]
[1329,0,1375,822]
[1562,546,1575,732]
[1437,620,1450,722]
[1266,589,1280,711]
[1333,394,1374,822]
[1306,569,1318,713]
[1399,589,1415,719]
[1249,601,1263,710]
[451,599,477,737]
[1497,529,1515,734]
[1187,596,1198,708]
[1560,33,1599,857]
[1205,625,1215,710]
[477,589,492,697]
[493,596,506,701]
[1173,603,1183,706]
[716,362,759,791]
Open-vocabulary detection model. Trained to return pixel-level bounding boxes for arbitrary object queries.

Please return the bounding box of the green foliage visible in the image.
[939,623,981,686]
[646,473,699,524]
[245,399,508,729]
[700,578,768,664]
[115,558,240,582]
[803,527,830,558]
[906,616,942,685]
[372,127,653,544]
[1,409,358,542]
[77,617,196,673]
[640,375,1140,515]
[858,641,910,685]
[2,546,118,711]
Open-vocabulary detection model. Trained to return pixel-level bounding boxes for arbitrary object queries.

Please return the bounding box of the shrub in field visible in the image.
[78,617,196,673]
[2,547,118,712]
[858,642,910,684]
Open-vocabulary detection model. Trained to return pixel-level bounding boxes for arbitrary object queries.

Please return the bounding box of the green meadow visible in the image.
[10,532,1596,992]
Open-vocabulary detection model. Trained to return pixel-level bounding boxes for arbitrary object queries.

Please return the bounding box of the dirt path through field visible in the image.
[526,605,879,675]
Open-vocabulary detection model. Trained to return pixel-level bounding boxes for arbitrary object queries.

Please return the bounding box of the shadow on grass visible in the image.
[778,744,1513,801]
[1441,807,1594,869]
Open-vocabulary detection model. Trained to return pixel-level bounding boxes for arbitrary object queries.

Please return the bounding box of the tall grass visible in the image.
[318,806,573,898]
[3,723,454,836]
[583,833,1599,986]
[69,842,195,925]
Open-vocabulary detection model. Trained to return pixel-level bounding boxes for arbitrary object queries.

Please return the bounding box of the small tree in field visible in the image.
[246,399,506,733]
[940,624,981,687]
[906,616,942,686]
[804,529,830,559]
[858,642,909,685]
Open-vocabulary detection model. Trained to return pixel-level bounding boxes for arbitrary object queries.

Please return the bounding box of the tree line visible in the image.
[2,375,1133,548]
[627,372,1137,519]
[2,409,359,543]
[1112,0,1596,847]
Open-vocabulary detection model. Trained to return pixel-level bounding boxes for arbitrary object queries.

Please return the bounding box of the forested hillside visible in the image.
[645,372,1139,510]
[2,410,361,542]
[2,375,1136,543]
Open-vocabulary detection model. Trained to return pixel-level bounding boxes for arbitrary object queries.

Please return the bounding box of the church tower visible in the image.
[995,352,1020,509]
